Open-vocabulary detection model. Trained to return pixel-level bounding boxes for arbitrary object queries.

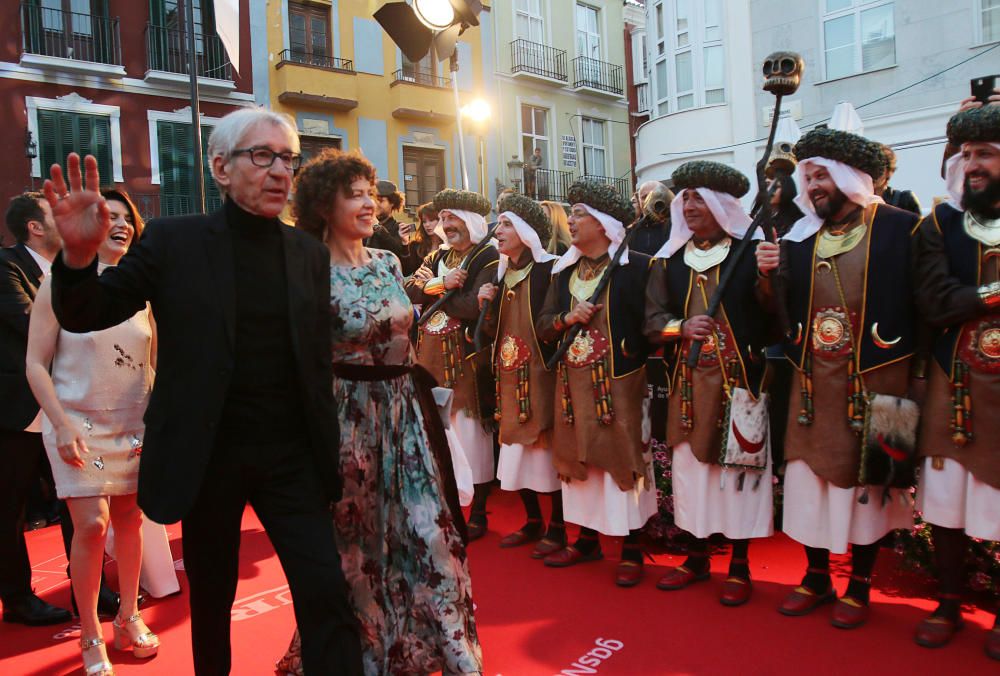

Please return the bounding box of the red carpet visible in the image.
[2,489,996,675]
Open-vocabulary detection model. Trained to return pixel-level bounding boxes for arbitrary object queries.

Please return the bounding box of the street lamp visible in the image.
[507,155,524,193]
[374,1,484,190]
[461,98,491,194]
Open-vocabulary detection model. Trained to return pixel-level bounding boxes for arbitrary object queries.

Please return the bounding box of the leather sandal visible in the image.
[656,563,710,591]
[499,520,543,548]
[543,545,603,568]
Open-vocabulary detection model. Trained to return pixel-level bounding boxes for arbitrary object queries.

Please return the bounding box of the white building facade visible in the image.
[635,0,1000,210]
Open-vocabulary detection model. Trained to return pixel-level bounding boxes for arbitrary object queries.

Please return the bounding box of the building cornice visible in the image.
[0,62,255,106]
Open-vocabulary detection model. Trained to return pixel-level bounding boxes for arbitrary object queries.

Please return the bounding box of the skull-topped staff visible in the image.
[685,51,803,367]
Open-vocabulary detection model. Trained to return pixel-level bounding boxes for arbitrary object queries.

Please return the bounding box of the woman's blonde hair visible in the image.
[541,201,571,254]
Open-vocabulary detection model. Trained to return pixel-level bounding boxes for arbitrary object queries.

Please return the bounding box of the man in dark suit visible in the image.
[365,180,406,256]
[44,108,362,675]
[0,193,74,626]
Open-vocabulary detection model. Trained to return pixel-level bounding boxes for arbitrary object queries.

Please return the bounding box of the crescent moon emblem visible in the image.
[871,322,901,349]
[788,322,803,346]
[815,260,831,272]
[732,421,766,454]
[696,273,709,285]
[984,247,1000,259]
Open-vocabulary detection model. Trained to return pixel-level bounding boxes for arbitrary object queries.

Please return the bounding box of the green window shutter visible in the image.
[158,121,216,215]
[37,111,112,184]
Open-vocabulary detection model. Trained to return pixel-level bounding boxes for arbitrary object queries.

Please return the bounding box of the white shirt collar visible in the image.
[23,244,52,277]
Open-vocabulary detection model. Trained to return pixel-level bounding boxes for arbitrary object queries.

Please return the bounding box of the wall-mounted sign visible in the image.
[561,135,577,168]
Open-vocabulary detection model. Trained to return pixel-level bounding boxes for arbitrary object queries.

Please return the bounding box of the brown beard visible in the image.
[814,188,848,220]
[962,174,1000,220]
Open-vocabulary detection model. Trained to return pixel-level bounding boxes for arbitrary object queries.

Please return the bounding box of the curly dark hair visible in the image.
[5,192,45,243]
[293,148,377,240]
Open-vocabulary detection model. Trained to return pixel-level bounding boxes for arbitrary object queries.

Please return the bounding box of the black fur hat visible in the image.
[793,128,887,180]
[566,180,635,226]
[671,161,750,198]
[947,105,1000,145]
[433,189,492,216]
[498,192,551,245]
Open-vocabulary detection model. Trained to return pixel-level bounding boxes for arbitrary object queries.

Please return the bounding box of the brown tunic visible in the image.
[784,224,911,488]
[495,266,556,446]
[918,245,1000,488]
[550,286,648,491]
[662,267,730,463]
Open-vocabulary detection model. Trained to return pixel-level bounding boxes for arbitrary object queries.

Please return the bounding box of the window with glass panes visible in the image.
[37,109,112,183]
[156,120,221,216]
[520,105,550,166]
[822,1,895,80]
[576,4,601,58]
[299,135,342,165]
[289,2,330,60]
[979,0,999,44]
[402,146,444,210]
[651,0,724,116]
[581,117,606,176]
[515,0,544,42]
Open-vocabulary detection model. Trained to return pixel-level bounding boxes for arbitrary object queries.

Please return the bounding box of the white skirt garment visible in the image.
[562,465,658,537]
[451,410,495,485]
[918,456,1000,542]
[497,441,561,493]
[782,460,914,554]
[672,442,774,540]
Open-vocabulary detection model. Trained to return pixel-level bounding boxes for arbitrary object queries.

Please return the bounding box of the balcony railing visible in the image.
[391,68,450,88]
[523,168,574,203]
[581,174,630,200]
[145,23,232,80]
[636,82,650,114]
[277,48,354,72]
[510,39,567,82]
[572,56,624,96]
[20,2,121,66]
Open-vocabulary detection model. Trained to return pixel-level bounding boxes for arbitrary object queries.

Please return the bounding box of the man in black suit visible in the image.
[44,109,362,675]
[0,193,73,626]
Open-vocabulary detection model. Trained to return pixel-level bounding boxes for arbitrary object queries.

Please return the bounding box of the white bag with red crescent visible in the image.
[719,387,769,473]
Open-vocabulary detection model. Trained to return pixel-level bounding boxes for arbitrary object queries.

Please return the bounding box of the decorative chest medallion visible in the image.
[423,310,461,336]
[565,328,610,368]
[811,306,853,358]
[498,334,531,371]
[959,319,1000,372]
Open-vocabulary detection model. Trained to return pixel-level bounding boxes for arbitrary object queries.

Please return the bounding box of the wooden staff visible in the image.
[417,222,498,327]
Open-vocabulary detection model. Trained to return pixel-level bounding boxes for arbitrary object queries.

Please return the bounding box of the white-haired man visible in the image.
[42,108,362,675]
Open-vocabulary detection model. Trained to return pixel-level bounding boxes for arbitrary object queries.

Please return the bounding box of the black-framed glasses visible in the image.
[231,147,302,171]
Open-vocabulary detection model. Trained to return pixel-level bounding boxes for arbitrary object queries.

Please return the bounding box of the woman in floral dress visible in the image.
[277,149,482,676]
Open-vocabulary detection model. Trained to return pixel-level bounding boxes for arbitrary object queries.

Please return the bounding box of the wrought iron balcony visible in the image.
[391,68,450,88]
[581,174,630,200]
[277,48,354,72]
[145,23,232,81]
[510,39,567,82]
[522,167,574,203]
[20,2,121,66]
[572,56,624,96]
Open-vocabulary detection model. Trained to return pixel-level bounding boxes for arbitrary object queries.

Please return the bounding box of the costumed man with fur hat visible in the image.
[757,126,921,629]
[911,104,1000,659]
[406,189,498,539]
[644,161,774,606]
[477,193,565,559]
[535,180,658,587]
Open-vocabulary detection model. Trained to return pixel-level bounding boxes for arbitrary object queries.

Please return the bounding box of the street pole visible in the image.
[449,51,470,190]
[478,135,486,196]
[186,0,206,214]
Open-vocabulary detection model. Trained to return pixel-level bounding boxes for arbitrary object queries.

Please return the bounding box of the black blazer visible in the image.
[50,208,340,524]
[0,243,44,431]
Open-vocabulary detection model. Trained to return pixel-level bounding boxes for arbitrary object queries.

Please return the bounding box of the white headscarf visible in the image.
[552,204,629,274]
[435,208,489,250]
[496,211,559,278]
[784,157,884,242]
[655,187,756,258]
[945,142,1000,210]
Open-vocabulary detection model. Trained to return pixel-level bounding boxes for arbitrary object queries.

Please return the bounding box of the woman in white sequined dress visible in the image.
[26,190,159,676]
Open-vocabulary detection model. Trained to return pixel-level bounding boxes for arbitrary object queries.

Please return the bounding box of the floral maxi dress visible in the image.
[277,249,483,676]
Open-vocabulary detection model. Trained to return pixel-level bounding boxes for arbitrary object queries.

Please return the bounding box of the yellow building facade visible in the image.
[258,0,494,212]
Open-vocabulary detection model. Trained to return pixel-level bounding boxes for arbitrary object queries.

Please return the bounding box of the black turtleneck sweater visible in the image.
[218,199,305,445]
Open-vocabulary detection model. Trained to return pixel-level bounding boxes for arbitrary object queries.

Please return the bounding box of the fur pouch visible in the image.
[858,393,920,489]
[719,388,770,490]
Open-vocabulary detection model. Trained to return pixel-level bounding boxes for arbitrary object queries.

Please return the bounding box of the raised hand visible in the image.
[42,153,111,269]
